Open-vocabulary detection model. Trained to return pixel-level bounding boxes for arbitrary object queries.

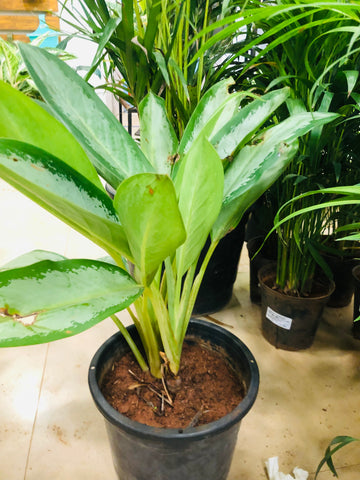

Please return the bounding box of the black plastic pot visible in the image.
[246,236,277,305]
[259,264,335,350]
[244,198,278,305]
[88,319,259,480]
[322,254,359,308]
[193,219,247,315]
[351,265,360,340]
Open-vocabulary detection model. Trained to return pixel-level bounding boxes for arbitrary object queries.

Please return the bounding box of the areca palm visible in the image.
[60,0,243,134]
[214,0,360,295]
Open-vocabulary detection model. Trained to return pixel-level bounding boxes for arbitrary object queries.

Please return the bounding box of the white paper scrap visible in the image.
[293,467,309,480]
[265,457,309,480]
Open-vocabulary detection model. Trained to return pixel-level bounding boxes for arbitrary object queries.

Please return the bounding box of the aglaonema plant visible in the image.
[0,43,338,378]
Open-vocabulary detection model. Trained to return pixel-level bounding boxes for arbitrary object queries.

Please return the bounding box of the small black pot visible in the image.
[259,264,335,350]
[88,319,259,480]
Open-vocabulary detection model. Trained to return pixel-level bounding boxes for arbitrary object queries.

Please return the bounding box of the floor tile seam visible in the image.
[23,344,50,480]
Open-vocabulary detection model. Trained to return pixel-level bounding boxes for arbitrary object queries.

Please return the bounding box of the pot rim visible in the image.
[88,318,259,442]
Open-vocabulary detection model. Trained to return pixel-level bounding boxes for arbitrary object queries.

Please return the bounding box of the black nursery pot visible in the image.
[88,319,259,480]
[259,264,335,350]
[193,218,247,315]
[322,254,359,308]
[246,235,277,305]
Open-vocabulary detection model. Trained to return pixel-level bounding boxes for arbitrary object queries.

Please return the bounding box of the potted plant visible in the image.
[186,0,360,309]
[268,185,360,342]
[215,0,360,347]
[259,185,360,349]
[62,0,360,315]
[256,100,360,347]
[0,43,336,479]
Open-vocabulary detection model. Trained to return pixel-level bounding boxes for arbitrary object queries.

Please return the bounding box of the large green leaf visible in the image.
[114,173,186,285]
[174,135,224,277]
[0,259,142,347]
[178,77,238,155]
[211,87,291,158]
[212,112,339,241]
[138,92,178,175]
[0,81,102,189]
[18,43,154,188]
[212,140,299,241]
[0,139,132,260]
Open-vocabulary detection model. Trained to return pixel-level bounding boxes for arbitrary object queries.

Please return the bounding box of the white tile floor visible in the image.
[0,179,359,480]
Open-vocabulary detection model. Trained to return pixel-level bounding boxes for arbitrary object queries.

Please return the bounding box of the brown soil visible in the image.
[101,340,245,429]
